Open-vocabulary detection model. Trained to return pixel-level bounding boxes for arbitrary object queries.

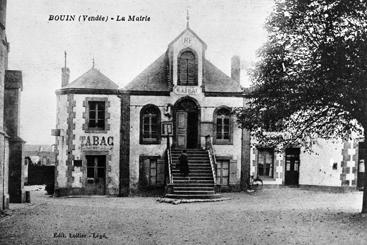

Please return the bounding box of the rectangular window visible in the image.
[86,155,106,183]
[214,108,232,144]
[141,157,165,187]
[216,160,229,186]
[88,101,105,130]
[257,149,274,178]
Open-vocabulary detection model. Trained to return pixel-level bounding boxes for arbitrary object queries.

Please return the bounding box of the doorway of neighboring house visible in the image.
[285,148,300,186]
[174,97,199,149]
[357,142,367,190]
[85,155,106,195]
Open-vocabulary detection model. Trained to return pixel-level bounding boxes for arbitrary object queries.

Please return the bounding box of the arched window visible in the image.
[140,105,161,144]
[214,107,232,144]
[178,50,197,86]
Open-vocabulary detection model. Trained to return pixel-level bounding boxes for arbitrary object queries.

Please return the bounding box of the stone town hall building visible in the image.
[53,23,364,197]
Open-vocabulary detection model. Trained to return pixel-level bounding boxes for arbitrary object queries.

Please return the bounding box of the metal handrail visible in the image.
[166,136,173,184]
[205,135,217,185]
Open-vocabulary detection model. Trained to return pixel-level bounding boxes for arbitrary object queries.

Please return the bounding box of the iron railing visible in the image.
[205,135,217,185]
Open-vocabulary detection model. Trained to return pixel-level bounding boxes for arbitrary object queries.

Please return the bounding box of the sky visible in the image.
[6,0,274,145]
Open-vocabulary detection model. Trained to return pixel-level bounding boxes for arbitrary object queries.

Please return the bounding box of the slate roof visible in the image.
[203,60,242,93]
[65,68,118,89]
[124,54,169,92]
[124,54,242,93]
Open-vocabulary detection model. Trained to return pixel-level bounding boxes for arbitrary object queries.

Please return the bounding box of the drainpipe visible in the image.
[3,134,6,208]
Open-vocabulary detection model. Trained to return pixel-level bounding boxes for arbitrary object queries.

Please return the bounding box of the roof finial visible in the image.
[92,57,95,68]
[64,51,67,68]
[186,8,190,28]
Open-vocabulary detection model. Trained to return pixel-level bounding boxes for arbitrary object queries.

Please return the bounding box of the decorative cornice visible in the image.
[204,92,244,97]
[56,88,120,95]
[127,90,170,96]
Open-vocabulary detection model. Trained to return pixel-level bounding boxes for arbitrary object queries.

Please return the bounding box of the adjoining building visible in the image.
[53,21,362,197]
[0,1,25,210]
[54,61,120,196]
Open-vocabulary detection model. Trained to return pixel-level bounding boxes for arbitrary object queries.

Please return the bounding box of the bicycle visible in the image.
[245,175,263,193]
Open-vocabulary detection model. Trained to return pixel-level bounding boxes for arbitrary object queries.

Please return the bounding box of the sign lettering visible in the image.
[80,136,114,149]
[173,86,198,95]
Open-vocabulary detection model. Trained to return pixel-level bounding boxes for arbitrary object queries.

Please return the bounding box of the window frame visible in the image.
[177,49,198,86]
[140,104,161,144]
[85,154,107,184]
[214,106,233,145]
[84,97,109,133]
[139,155,164,187]
[216,157,230,186]
[257,148,275,179]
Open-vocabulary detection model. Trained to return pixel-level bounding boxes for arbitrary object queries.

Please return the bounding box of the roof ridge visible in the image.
[65,67,118,90]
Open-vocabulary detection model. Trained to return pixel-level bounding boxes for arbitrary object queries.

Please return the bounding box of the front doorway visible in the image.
[174,97,199,149]
[285,148,300,186]
[85,155,106,195]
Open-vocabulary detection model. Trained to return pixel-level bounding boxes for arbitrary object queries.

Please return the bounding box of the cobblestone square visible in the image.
[0,187,366,245]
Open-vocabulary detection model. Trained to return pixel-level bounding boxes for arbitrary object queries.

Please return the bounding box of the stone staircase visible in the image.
[165,148,221,199]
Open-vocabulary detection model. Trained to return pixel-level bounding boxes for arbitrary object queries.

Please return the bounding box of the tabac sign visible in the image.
[80,135,114,150]
[173,86,199,95]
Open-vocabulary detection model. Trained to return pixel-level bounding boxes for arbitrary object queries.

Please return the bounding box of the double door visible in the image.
[175,111,198,149]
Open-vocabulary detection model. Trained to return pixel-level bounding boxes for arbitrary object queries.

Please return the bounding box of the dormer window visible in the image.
[178,50,197,86]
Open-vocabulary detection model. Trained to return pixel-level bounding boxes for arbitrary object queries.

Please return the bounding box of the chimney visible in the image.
[4,70,23,137]
[231,55,240,83]
[61,51,70,87]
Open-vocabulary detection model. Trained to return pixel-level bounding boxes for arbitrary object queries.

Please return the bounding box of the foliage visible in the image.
[236,0,367,151]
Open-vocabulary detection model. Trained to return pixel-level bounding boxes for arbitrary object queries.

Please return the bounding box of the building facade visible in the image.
[54,23,362,197]
[54,65,121,196]
[250,138,360,189]
[0,0,25,209]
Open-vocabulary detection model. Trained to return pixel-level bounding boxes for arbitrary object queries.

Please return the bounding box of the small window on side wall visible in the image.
[214,107,232,144]
[140,105,161,144]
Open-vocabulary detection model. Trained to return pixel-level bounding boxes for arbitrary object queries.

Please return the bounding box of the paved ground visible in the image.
[0,186,366,245]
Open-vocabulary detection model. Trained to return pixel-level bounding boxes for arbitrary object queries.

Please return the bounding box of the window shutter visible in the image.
[157,159,165,186]
[229,159,237,185]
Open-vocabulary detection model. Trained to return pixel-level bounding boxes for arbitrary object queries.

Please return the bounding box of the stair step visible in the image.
[165,193,221,199]
[173,179,214,183]
[173,190,215,195]
[173,186,214,190]
[172,169,212,171]
[173,176,213,179]
[172,172,212,175]
[171,183,215,187]
[173,180,214,183]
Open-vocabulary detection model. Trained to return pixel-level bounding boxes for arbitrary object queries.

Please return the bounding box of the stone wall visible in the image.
[300,139,344,187]
[249,138,358,188]
[129,94,243,191]
[0,0,8,210]
[55,93,121,196]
